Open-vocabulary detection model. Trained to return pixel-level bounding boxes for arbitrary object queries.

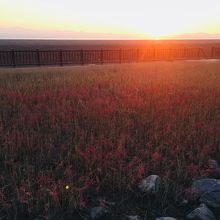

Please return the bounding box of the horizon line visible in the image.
[1,38,220,41]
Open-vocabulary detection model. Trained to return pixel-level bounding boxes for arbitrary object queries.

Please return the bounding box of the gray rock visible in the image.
[179,199,189,206]
[191,178,220,209]
[186,203,215,220]
[156,218,177,220]
[208,160,219,169]
[125,215,143,220]
[90,206,108,219]
[200,184,220,209]
[98,198,115,207]
[138,175,160,194]
[209,168,220,179]
[192,179,220,198]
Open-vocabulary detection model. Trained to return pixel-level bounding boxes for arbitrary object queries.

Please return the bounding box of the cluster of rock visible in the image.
[89,159,220,220]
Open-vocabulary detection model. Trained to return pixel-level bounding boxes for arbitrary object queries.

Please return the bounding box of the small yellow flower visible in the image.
[65,185,69,190]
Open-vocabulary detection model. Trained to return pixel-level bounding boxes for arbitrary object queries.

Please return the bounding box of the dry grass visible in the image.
[0,61,220,219]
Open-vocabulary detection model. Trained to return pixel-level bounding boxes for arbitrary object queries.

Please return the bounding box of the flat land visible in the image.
[1,39,220,54]
[0,61,220,219]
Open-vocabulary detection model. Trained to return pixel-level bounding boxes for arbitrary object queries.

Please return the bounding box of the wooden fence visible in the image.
[0,47,220,67]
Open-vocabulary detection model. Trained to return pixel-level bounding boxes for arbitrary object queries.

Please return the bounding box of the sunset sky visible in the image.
[1,0,220,39]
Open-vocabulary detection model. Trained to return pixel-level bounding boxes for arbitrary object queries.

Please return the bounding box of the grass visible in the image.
[0,61,220,219]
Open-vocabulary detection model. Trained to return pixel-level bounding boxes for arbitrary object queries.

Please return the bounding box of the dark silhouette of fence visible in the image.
[0,47,220,67]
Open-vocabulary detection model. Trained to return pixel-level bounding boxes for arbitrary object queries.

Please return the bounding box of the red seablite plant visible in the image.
[151,152,161,161]
[0,62,219,218]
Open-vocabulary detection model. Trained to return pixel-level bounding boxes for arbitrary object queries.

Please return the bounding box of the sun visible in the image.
[149,32,164,40]
[133,17,175,39]
[131,7,186,39]
[141,28,170,40]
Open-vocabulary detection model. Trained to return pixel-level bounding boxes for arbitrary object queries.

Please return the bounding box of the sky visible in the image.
[1,0,220,39]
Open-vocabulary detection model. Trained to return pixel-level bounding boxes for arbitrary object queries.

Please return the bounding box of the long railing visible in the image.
[0,47,220,67]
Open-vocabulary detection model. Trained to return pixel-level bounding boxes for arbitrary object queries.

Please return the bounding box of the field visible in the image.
[1,39,220,55]
[0,61,220,219]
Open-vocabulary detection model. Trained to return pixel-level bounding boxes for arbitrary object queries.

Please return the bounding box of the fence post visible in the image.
[153,48,156,60]
[36,49,41,66]
[133,49,135,62]
[100,49,103,64]
[119,49,122,63]
[136,48,139,62]
[11,49,16,67]
[197,48,200,59]
[168,48,171,60]
[80,49,84,65]
[170,48,173,60]
[59,49,63,66]
[211,47,214,58]
[199,48,206,59]
[183,47,186,59]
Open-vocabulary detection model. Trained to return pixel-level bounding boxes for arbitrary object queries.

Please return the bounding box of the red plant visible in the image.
[0,62,219,217]
[151,152,161,161]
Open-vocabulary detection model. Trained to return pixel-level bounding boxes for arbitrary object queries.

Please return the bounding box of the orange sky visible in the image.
[1,0,220,39]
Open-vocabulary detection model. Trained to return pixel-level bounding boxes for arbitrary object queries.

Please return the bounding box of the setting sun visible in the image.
[1,0,220,39]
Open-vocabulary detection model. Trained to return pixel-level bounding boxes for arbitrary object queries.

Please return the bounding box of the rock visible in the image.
[125,215,143,220]
[208,160,220,179]
[179,199,189,207]
[192,179,220,198]
[191,178,220,209]
[200,184,220,209]
[156,217,177,220]
[138,175,160,194]
[186,203,215,220]
[90,206,108,219]
[209,168,220,179]
[213,168,220,179]
[208,160,219,169]
[98,198,115,207]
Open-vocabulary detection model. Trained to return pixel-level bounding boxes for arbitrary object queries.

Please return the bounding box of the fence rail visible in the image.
[0,47,220,67]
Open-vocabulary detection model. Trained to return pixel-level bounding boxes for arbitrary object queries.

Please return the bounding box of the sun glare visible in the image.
[0,0,220,38]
